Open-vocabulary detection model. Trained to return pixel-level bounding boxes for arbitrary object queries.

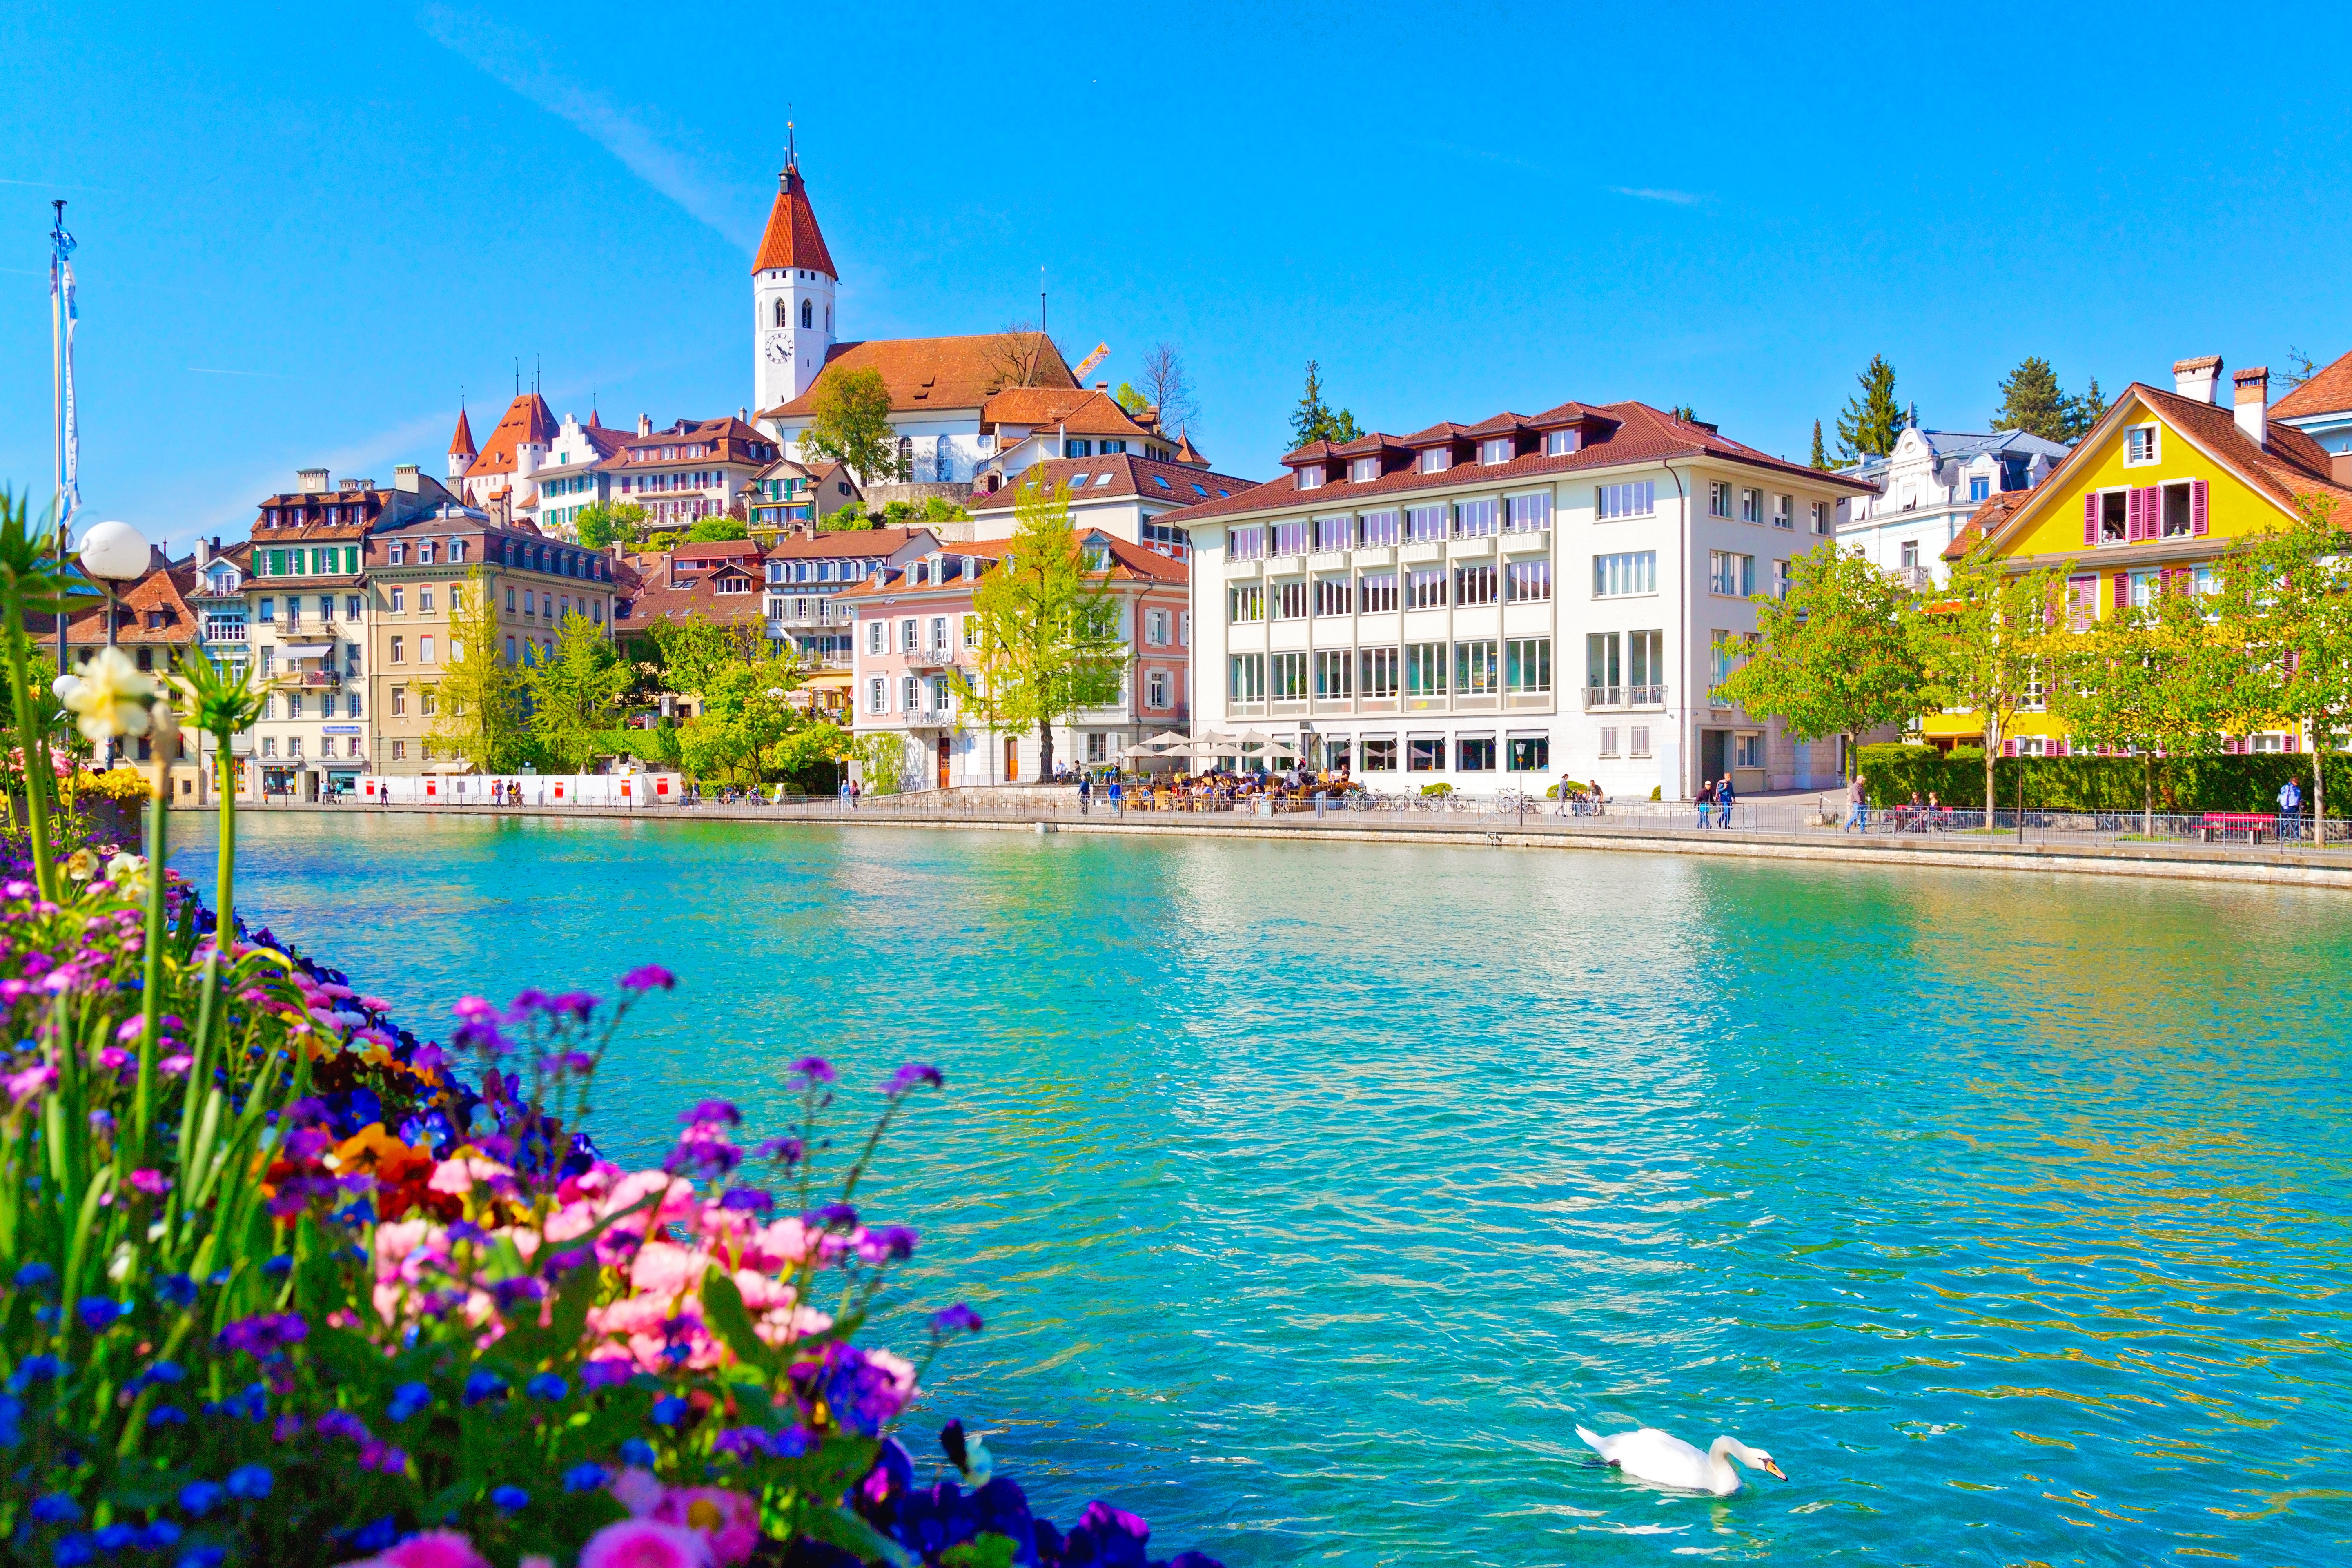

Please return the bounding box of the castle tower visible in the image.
[447,402,478,482]
[751,143,838,415]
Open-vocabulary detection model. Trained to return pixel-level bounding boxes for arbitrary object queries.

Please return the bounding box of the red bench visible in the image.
[2201,811,2276,843]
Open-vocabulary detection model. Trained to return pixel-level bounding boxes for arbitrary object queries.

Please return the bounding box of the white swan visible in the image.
[1575,1425,1785,1495]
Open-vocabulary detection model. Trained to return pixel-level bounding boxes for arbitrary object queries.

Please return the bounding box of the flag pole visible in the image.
[49,199,76,675]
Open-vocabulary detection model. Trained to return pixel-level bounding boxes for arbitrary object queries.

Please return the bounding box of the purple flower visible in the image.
[931,1303,985,1336]
[619,964,676,994]
[216,1312,308,1357]
[508,987,554,1018]
[583,1358,635,1391]
[713,1426,777,1457]
[719,1188,774,1214]
[754,1136,804,1166]
[807,1203,859,1229]
[128,1168,171,1196]
[316,1410,370,1443]
[678,1099,742,1127]
[789,1056,836,1085]
[358,1440,409,1474]
[452,996,499,1025]
[857,1226,919,1265]
[548,991,598,1020]
[882,1061,945,1097]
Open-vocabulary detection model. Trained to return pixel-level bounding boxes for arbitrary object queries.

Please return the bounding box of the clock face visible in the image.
[764,332,790,365]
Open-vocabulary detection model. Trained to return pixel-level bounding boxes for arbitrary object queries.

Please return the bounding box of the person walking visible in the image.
[838,777,851,813]
[1107,773,1124,814]
[1715,773,1737,829]
[2279,775,2303,840]
[1697,779,1716,829]
[849,777,860,810]
[1843,772,1869,833]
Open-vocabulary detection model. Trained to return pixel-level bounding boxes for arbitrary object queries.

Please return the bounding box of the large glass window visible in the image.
[1273,580,1308,619]
[1405,642,1448,697]
[1629,630,1665,702]
[1229,654,1265,700]
[1314,515,1352,552]
[1506,637,1551,693]
[1270,652,1308,699]
[1506,559,1552,601]
[1314,576,1351,616]
[1407,505,1448,543]
[1504,493,1552,533]
[1229,525,1266,561]
[1455,499,1498,537]
[1454,639,1499,696]
[1457,736,1497,771]
[1587,632,1621,701]
[1358,571,1398,613]
[1406,568,1447,609]
[1273,520,1310,556]
[1709,551,1755,597]
[1314,650,1352,698]
[1362,738,1398,771]
[1360,646,1399,697]
[1508,736,1550,772]
[1593,551,1657,598]
[1408,737,1444,770]
[1358,510,1399,547]
[1454,564,1498,606]
[1596,481,1656,520]
[1229,584,1265,623]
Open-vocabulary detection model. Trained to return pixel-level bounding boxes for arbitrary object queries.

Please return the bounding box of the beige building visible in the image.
[365,503,621,775]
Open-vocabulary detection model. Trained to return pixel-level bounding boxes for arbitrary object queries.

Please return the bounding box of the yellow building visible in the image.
[1930,356,2352,754]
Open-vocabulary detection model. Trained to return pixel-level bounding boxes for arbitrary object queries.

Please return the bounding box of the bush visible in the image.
[1856,742,2350,812]
[1419,782,1453,797]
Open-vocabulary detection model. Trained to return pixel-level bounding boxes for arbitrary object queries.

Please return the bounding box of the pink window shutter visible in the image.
[2286,732,2300,754]
[2124,488,2140,541]
[2191,479,2209,537]
[2003,739,2018,757]
[2112,571,2130,613]
[2055,737,2069,757]
[2144,486,2163,539]
[2083,492,2100,546]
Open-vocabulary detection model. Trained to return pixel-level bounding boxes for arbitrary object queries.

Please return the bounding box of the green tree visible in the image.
[426,569,530,770]
[1991,356,2104,441]
[918,496,969,523]
[1113,382,1148,418]
[2046,576,2231,833]
[2076,377,2107,431]
[1912,551,2071,821]
[526,610,632,772]
[683,513,749,543]
[1809,419,1829,470]
[1289,360,1362,448]
[573,501,648,551]
[1714,542,1924,780]
[648,618,761,703]
[2212,495,2352,836]
[800,366,906,482]
[1835,354,1903,461]
[958,477,1124,780]
[1668,404,1699,424]
[820,500,872,532]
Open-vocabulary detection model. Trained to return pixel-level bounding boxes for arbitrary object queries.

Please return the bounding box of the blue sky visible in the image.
[2,2,2346,552]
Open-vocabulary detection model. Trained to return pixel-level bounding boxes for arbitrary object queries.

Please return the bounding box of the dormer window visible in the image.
[450,540,467,563]
[1349,457,1380,483]
[2125,424,2160,466]
[1421,448,1450,474]
[389,543,405,564]
[419,543,436,564]
[1480,438,1513,466]
[1296,467,1324,490]
[1544,430,1580,457]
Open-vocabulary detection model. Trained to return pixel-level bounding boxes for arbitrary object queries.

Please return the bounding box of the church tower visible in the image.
[751,140,838,416]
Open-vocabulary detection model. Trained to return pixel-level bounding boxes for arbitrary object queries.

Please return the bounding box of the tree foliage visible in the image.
[983,321,1056,392]
[1809,419,1828,470]
[1834,354,1904,461]
[2046,575,2233,831]
[1912,552,2069,818]
[1991,356,2102,442]
[683,513,750,542]
[958,478,1124,779]
[800,366,904,482]
[526,610,633,772]
[2209,495,2352,835]
[1715,542,1924,777]
[1289,360,1362,448]
[573,501,648,551]
[425,569,530,771]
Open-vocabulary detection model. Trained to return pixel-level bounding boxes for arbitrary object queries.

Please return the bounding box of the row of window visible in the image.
[262,691,361,720]
[252,595,363,626]
[256,735,360,759]
[1230,638,1554,701]
[616,470,728,494]
[1298,431,1590,491]
[254,546,361,577]
[2083,480,2209,546]
[1704,483,1832,533]
[1245,486,1832,550]
[1229,561,1554,622]
[1272,735,1554,773]
[861,609,1189,655]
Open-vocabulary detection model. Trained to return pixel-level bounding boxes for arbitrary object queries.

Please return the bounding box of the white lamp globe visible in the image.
[78,519,151,582]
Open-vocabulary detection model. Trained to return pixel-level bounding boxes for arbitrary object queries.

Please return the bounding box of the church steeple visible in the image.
[752,129,839,416]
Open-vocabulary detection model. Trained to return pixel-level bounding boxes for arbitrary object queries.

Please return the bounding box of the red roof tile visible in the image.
[2274,347,2352,419]
[964,454,1256,511]
[763,334,1077,420]
[751,159,837,278]
[465,393,558,480]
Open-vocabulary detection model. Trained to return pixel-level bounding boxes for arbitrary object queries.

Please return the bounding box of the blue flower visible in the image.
[92,1523,137,1551]
[136,1359,187,1389]
[0,1391,20,1449]
[29,1494,80,1523]
[177,1480,225,1515]
[348,1518,399,1555]
[174,1550,227,1568]
[651,1395,689,1426]
[141,1520,183,1548]
[490,1485,531,1513]
[563,1461,608,1492]
[148,1405,187,1426]
[7,1352,62,1392]
[462,1370,507,1406]
[526,1373,568,1401]
[387,1381,432,1422]
[619,1438,657,1466]
[225,1464,274,1499]
[74,1296,122,1333]
[12,1260,55,1291]
[52,1535,94,1566]
[260,1255,292,1276]
[155,1272,198,1308]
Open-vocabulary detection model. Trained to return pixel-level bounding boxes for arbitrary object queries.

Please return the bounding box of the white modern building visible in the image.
[1835,425,2068,586]
[1165,403,1874,800]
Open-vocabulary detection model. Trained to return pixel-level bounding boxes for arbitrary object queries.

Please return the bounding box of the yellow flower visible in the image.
[52,648,156,742]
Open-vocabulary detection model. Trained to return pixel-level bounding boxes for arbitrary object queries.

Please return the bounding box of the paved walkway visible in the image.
[245,797,2352,891]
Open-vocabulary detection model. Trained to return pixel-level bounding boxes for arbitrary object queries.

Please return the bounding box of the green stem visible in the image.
[5,616,58,901]
[136,766,169,1159]
[213,726,236,940]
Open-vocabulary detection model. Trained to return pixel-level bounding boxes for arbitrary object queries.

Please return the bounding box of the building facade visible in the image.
[962,452,1253,555]
[837,532,1191,788]
[601,415,783,531]
[1163,401,1872,800]
[2273,347,2352,467]
[1931,356,2352,755]
[1835,425,2068,586]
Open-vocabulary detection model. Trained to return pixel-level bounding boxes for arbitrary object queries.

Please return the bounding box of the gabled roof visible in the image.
[1840,428,2071,482]
[599,416,775,472]
[466,393,558,480]
[1165,400,1870,526]
[1944,381,2352,561]
[751,158,837,278]
[980,386,1152,439]
[1174,427,1209,467]
[2274,348,2352,420]
[764,335,1077,420]
[964,454,1255,512]
[764,525,936,561]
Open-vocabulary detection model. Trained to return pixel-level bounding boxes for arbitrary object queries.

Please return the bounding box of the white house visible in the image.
[1835,425,2067,586]
[1164,403,1875,801]
[962,452,1255,555]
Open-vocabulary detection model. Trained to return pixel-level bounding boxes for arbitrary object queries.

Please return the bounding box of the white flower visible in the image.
[105,851,147,889]
[52,648,156,742]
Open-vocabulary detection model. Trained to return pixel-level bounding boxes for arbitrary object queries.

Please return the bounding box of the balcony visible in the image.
[292,671,342,689]
[204,622,247,643]
[1583,684,1668,710]
[1893,565,1934,591]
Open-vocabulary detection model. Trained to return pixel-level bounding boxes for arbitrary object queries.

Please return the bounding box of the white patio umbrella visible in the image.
[1142,728,1191,750]
[1230,728,1276,751]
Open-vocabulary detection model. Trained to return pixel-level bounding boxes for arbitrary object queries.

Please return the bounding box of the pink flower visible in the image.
[610,1466,666,1517]
[336,1529,494,1568]
[5,1063,56,1106]
[578,1521,715,1568]
[129,1168,171,1196]
[651,1487,762,1566]
[160,1053,193,1076]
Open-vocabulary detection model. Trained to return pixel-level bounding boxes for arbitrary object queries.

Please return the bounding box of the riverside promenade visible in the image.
[257,791,2352,891]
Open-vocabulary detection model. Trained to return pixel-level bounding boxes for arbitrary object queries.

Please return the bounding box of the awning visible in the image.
[1507,728,1550,737]
[275,641,335,658]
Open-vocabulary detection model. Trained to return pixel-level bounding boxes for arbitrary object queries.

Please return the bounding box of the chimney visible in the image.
[297,467,330,494]
[2234,367,2270,446]
[2333,452,2352,487]
[394,463,421,493]
[1095,381,1109,392]
[2173,355,2223,405]
[194,538,212,568]
[737,406,748,422]
[638,413,653,436]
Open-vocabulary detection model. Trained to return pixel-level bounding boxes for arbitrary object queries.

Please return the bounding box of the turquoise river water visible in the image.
[169,813,2351,1566]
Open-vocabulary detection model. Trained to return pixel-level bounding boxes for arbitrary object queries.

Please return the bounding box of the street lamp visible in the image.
[76,519,151,768]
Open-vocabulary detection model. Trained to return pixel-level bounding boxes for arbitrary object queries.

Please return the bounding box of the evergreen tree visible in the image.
[1991,356,2070,439]
[1289,361,1362,448]
[1834,355,1903,461]
[1668,404,1699,424]
[1809,419,1829,470]
[2073,377,2106,436]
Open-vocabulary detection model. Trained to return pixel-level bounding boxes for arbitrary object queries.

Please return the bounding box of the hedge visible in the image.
[1854,743,2351,813]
